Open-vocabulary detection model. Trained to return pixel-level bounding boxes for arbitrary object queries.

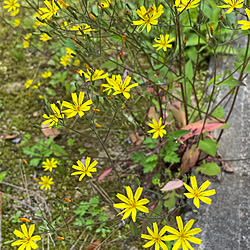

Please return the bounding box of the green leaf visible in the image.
[163,151,180,164]
[0,171,7,182]
[47,88,57,96]
[142,137,156,149]
[185,60,193,81]
[199,138,217,156]
[142,161,158,174]
[212,105,225,119]
[50,144,68,156]
[218,76,242,87]
[30,158,41,166]
[145,154,158,163]
[171,130,190,138]
[196,162,221,176]
[130,151,145,163]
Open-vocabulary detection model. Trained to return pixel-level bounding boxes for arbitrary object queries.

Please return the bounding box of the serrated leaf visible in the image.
[130,151,144,163]
[142,161,158,173]
[199,138,217,156]
[145,154,158,163]
[196,162,221,176]
[142,137,156,149]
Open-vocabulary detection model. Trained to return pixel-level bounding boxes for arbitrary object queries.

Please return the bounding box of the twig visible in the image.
[70,229,86,250]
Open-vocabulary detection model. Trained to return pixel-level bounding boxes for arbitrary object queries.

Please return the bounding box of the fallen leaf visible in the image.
[222,162,234,173]
[148,106,159,121]
[97,168,112,181]
[180,119,225,142]
[87,241,101,250]
[180,145,200,175]
[168,102,186,127]
[41,123,60,138]
[160,179,183,191]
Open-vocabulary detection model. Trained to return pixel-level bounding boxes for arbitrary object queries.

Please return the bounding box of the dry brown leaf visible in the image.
[160,179,183,191]
[41,123,60,138]
[87,241,101,250]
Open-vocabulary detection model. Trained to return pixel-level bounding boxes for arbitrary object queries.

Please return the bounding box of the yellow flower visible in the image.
[33,20,47,28]
[25,79,33,88]
[71,157,98,181]
[62,92,93,118]
[238,8,250,30]
[38,176,54,190]
[102,74,138,99]
[141,222,169,250]
[165,216,202,249]
[175,0,200,12]
[43,102,64,128]
[32,82,40,89]
[40,33,51,42]
[11,8,19,16]
[113,186,149,222]
[217,0,244,14]
[3,0,20,12]
[60,55,71,66]
[23,41,29,48]
[35,0,60,20]
[70,24,95,35]
[133,4,164,32]
[183,176,216,208]
[42,158,58,172]
[73,59,80,66]
[13,18,20,27]
[66,47,76,57]
[153,34,174,51]
[24,33,32,40]
[147,118,166,139]
[42,71,52,78]
[78,68,108,82]
[11,224,41,249]
[101,0,111,8]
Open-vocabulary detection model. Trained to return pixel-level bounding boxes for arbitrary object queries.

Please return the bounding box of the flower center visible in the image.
[24,236,32,244]
[153,235,161,243]
[193,190,200,198]
[129,199,137,209]
[179,231,187,240]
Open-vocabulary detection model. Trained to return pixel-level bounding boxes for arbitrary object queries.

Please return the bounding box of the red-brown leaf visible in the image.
[160,179,183,191]
[97,168,112,182]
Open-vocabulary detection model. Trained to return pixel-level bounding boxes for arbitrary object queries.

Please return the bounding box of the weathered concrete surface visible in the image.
[194,40,250,249]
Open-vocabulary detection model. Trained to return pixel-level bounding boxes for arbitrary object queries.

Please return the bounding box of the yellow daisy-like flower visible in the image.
[24,33,32,40]
[3,0,20,12]
[217,0,244,14]
[60,55,71,66]
[73,59,80,66]
[40,33,51,42]
[62,92,93,118]
[102,74,138,99]
[133,4,164,33]
[238,8,250,30]
[43,102,64,128]
[11,8,19,16]
[42,158,58,172]
[11,224,41,250]
[78,68,108,82]
[33,20,47,29]
[42,71,52,78]
[113,186,149,222]
[147,118,166,139]
[153,34,175,51]
[66,47,76,58]
[38,176,54,190]
[25,79,33,88]
[35,0,60,20]
[141,222,169,250]
[23,41,29,48]
[183,176,216,209]
[165,216,202,250]
[71,157,98,181]
[13,18,20,27]
[101,0,111,8]
[70,24,95,35]
[175,0,200,12]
